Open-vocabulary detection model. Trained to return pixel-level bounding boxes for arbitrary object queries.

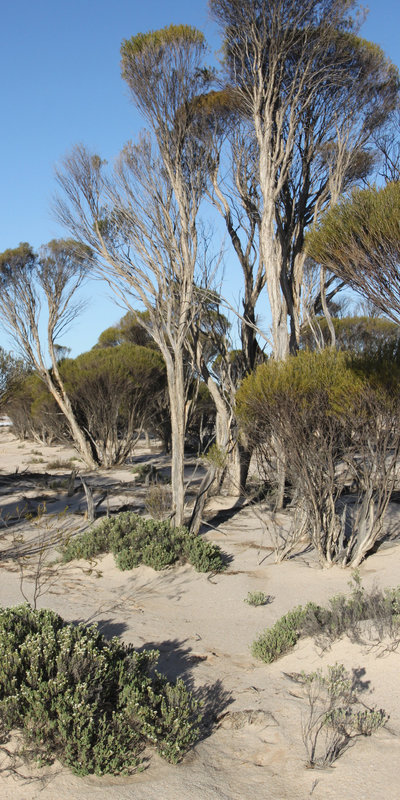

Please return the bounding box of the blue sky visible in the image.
[1,0,399,357]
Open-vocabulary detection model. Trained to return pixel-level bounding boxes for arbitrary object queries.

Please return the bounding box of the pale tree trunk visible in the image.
[166,353,186,527]
[259,201,290,362]
[208,380,251,496]
[45,381,98,469]
[45,341,99,469]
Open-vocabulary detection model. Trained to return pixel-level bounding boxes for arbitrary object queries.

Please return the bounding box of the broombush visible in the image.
[0,605,201,775]
[61,511,225,573]
[252,577,400,663]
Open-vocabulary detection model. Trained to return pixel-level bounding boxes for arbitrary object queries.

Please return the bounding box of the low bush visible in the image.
[0,605,201,775]
[252,576,400,663]
[252,604,318,662]
[300,663,389,767]
[244,591,269,607]
[61,511,225,573]
[145,484,172,520]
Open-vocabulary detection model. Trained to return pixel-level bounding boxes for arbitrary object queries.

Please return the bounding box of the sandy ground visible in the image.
[1,429,400,800]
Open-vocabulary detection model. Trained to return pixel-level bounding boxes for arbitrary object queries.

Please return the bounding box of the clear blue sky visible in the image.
[1,0,399,357]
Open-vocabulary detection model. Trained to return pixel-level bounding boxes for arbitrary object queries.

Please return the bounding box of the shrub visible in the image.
[252,604,318,662]
[61,512,225,573]
[0,605,201,775]
[183,534,226,573]
[131,462,152,478]
[237,348,400,568]
[300,663,388,768]
[252,576,400,663]
[244,591,269,606]
[145,484,172,520]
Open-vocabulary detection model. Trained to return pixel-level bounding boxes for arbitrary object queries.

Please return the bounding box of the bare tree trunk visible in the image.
[167,356,186,527]
[320,265,336,349]
[260,213,290,361]
[46,383,98,469]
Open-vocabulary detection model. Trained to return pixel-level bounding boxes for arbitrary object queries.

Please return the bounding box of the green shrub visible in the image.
[252,604,318,662]
[61,512,225,573]
[183,534,226,573]
[244,591,269,606]
[0,605,201,775]
[252,577,400,663]
[61,524,111,561]
[131,463,152,478]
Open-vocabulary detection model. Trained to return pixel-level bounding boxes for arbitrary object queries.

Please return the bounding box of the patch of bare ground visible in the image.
[0,429,399,799]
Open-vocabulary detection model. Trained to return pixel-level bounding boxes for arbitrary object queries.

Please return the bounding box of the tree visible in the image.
[209,0,399,358]
[306,182,400,323]
[0,240,98,467]
[94,310,158,350]
[376,109,400,183]
[300,315,400,353]
[0,347,29,409]
[4,372,66,444]
[55,26,217,525]
[61,343,166,466]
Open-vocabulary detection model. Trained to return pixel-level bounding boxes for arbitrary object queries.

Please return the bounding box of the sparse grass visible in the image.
[46,459,75,470]
[29,457,45,464]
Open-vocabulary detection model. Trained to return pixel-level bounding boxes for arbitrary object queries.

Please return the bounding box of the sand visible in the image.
[0,428,400,800]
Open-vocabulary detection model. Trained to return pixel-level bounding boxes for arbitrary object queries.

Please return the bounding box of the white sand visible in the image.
[0,429,399,800]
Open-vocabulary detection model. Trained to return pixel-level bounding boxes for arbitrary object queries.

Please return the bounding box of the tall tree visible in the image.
[209,0,399,358]
[0,240,98,467]
[55,26,217,524]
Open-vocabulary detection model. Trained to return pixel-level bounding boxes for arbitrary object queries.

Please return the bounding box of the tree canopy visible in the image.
[306,182,400,323]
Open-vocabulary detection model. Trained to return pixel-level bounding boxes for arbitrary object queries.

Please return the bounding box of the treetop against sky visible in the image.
[1,0,399,358]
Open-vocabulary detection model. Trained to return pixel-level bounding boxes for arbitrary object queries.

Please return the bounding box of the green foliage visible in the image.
[131,462,153,478]
[237,348,363,426]
[0,605,201,775]
[5,372,65,443]
[183,534,226,573]
[94,310,158,351]
[252,577,400,664]
[300,315,400,354]
[252,605,317,663]
[5,340,166,464]
[61,512,225,573]
[237,348,400,567]
[306,182,400,322]
[307,182,400,269]
[0,242,36,286]
[244,591,268,607]
[0,347,30,407]
[204,443,227,470]
[121,25,204,63]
